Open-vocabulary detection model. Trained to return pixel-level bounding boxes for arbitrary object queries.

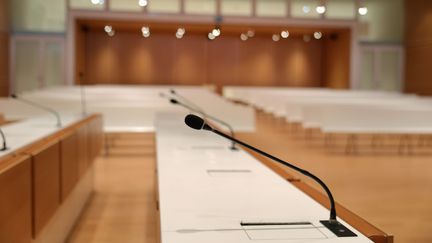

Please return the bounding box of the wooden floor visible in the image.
[67,113,432,243]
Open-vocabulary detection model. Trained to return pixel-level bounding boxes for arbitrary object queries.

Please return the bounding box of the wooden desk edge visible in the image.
[243,148,393,243]
[291,181,393,243]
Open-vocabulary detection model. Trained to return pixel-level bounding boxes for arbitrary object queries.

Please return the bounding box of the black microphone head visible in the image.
[170,99,179,104]
[170,89,176,94]
[10,94,17,99]
[185,114,213,131]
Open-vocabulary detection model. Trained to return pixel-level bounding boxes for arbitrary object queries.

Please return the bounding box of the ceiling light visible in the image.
[314,32,322,39]
[302,5,311,13]
[107,30,115,37]
[208,33,216,40]
[104,25,112,33]
[316,5,326,14]
[247,30,255,38]
[303,35,311,42]
[240,33,248,41]
[91,0,101,5]
[358,7,368,15]
[176,33,183,39]
[272,34,280,42]
[177,27,185,35]
[138,0,148,7]
[212,28,221,37]
[141,26,150,37]
[281,30,289,39]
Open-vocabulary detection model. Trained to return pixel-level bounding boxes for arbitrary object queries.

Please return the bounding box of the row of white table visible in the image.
[223,86,432,135]
[155,113,373,243]
[1,85,255,133]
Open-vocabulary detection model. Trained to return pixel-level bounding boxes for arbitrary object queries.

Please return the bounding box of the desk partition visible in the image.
[0,114,103,243]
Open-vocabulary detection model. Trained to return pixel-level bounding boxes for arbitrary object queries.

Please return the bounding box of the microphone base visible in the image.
[320,220,357,237]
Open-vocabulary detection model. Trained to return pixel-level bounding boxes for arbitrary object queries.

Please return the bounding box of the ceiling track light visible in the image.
[240,33,248,41]
[314,31,323,40]
[138,0,148,7]
[281,30,289,39]
[272,34,280,42]
[316,0,326,14]
[358,0,368,16]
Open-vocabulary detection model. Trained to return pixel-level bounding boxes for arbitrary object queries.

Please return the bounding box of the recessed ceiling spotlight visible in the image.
[316,5,326,14]
[358,7,368,15]
[138,0,148,7]
[212,28,221,37]
[247,30,255,38]
[281,30,289,39]
[314,32,322,40]
[104,25,113,33]
[107,30,115,37]
[272,34,280,42]
[91,0,102,5]
[208,32,216,40]
[177,27,185,36]
[302,5,310,13]
[240,33,248,41]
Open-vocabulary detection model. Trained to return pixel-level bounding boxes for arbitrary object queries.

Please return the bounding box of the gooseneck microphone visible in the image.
[11,94,62,127]
[170,98,237,150]
[184,114,357,237]
[0,128,7,151]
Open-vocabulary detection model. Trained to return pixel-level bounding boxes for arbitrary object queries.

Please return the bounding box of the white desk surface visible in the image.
[0,114,85,159]
[155,113,372,243]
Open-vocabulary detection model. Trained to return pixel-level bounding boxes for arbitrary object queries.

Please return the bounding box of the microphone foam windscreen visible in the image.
[184,114,205,130]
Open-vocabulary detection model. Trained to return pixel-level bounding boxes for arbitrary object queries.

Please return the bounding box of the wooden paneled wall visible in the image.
[0,0,9,96]
[405,0,432,95]
[322,31,351,89]
[77,25,351,90]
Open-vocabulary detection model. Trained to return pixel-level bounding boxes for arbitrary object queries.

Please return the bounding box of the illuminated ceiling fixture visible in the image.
[358,6,368,15]
[247,30,255,38]
[138,0,148,7]
[104,25,115,37]
[104,25,113,33]
[176,27,185,39]
[316,5,326,14]
[142,26,150,38]
[302,5,311,13]
[107,30,115,37]
[281,30,289,39]
[240,33,248,41]
[272,34,280,42]
[314,31,323,40]
[91,0,104,5]
[212,28,221,37]
[208,32,216,40]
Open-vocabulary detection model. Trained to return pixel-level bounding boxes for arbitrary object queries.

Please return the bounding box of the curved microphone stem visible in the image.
[13,96,62,127]
[0,128,7,151]
[211,128,336,222]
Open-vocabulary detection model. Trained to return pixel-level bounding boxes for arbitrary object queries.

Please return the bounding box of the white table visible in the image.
[155,113,372,243]
[0,114,85,158]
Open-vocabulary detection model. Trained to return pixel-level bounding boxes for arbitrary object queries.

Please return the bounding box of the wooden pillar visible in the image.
[0,0,9,96]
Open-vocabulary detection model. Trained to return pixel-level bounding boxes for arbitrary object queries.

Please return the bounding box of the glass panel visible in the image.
[148,0,180,13]
[359,50,374,90]
[14,40,40,93]
[291,0,320,19]
[221,0,252,16]
[359,0,404,42]
[70,0,105,10]
[256,0,286,17]
[326,0,355,19]
[379,51,400,91]
[111,0,143,12]
[12,0,66,32]
[44,41,64,88]
[185,0,216,15]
